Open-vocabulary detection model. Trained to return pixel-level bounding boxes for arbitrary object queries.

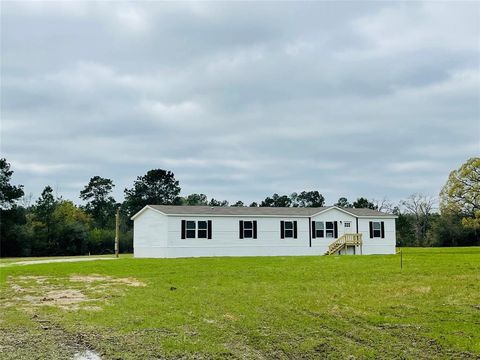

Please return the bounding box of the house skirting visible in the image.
[134,244,395,258]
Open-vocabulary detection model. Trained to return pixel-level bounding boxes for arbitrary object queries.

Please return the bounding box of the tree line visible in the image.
[1,157,478,257]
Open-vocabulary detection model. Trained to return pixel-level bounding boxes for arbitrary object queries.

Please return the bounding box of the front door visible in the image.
[344,221,352,233]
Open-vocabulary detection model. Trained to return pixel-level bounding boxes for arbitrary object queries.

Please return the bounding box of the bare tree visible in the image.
[20,193,33,208]
[372,197,394,213]
[401,194,436,246]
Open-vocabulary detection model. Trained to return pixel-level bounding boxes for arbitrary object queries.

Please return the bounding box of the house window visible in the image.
[284,221,294,238]
[325,221,334,238]
[239,220,257,239]
[182,220,212,239]
[344,221,351,228]
[372,221,381,238]
[186,221,196,238]
[243,221,253,238]
[198,221,208,239]
[315,221,324,238]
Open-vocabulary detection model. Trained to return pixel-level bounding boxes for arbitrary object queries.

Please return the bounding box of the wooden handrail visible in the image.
[326,233,362,255]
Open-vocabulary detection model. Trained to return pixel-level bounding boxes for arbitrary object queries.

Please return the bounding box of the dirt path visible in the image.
[0,257,117,267]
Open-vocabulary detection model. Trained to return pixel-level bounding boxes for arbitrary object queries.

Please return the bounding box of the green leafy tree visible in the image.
[462,211,480,231]
[123,169,181,217]
[182,193,208,206]
[0,158,24,209]
[80,176,117,228]
[261,194,292,207]
[52,201,91,255]
[261,198,273,207]
[440,157,480,217]
[35,186,57,223]
[0,158,27,256]
[231,201,244,207]
[249,202,258,207]
[0,205,29,257]
[291,191,325,207]
[335,197,352,208]
[28,196,92,256]
[28,186,59,255]
[353,197,377,210]
[440,157,480,243]
[395,212,416,247]
[429,212,477,247]
[208,198,229,207]
[274,194,291,207]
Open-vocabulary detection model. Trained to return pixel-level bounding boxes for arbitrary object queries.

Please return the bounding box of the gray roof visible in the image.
[148,205,395,217]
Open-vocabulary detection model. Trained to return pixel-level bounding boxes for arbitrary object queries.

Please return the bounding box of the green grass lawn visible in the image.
[1,248,479,359]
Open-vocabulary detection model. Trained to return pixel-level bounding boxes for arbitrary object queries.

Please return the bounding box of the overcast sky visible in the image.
[1,1,479,206]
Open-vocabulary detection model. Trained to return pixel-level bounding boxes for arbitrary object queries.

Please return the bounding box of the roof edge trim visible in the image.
[131,205,166,220]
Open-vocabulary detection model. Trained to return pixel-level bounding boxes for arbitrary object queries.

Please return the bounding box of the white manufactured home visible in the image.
[132,205,397,258]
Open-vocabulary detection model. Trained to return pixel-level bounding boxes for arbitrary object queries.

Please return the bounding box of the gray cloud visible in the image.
[1,1,479,205]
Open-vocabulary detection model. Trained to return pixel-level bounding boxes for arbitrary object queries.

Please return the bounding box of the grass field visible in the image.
[1,248,479,359]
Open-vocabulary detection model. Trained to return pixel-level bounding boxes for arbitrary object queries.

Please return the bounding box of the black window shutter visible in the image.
[334,221,338,238]
[369,221,373,238]
[312,221,316,239]
[293,221,298,239]
[181,220,186,239]
[280,221,285,239]
[208,220,212,239]
[253,221,257,239]
[381,221,385,238]
[239,220,244,239]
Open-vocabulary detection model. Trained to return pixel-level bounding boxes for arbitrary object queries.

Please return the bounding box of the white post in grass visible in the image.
[115,208,120,258]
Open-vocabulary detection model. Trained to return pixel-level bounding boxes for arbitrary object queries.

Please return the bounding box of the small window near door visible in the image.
[326,221,334,238]
[344,221,351,228]
[372,221,381,238]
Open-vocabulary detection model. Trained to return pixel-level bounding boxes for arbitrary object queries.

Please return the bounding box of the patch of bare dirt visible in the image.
[24,289,87,310]
[10,283,24,293]
[73,350,102,360]
[392,286,432,297]
[6,274,146,311]
[223,313,239,321]
[17,275,49,284]
[70,275,145,287]
[413,286,431,294]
